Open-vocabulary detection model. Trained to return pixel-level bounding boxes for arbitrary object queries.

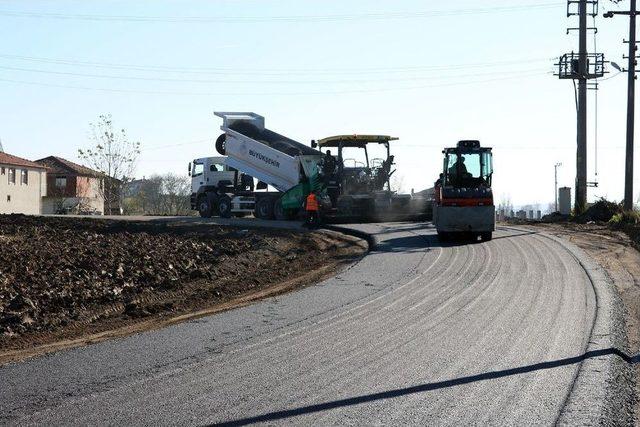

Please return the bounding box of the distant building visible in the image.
[0,152,47,215]
[124,178,150,198]
[35,156,105,215]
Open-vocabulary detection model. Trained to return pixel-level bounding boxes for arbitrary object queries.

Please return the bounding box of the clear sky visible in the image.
[0,0,636,208]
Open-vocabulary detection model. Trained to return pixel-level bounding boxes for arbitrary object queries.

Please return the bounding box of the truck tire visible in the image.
[217,195,232,218]
[215,134,226,155]
[481,232,493,242]
[198,195,213,218]
[437,231,450,242]
[255,197,275,220]
[274,198,295,221]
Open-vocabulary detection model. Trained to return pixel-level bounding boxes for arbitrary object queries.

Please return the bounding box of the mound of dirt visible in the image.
[575,199,623,223]
[0,215,364,353]
[541,212,570,223]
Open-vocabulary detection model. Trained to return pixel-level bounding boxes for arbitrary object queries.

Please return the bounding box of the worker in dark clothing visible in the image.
[321,150,336,187]
[304,191,320,228]
[448,156,468,185]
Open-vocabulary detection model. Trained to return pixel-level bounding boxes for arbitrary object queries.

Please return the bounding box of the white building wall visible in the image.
[0,164,46,215]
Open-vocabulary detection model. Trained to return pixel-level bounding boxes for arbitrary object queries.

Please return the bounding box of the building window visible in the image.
[8,168,15,184]
[21,169,28,185]
[0,167,4,175]
[55,176,67,188]
[6,195,10,202]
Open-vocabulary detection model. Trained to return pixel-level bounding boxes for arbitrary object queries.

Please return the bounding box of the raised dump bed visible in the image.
[214,112,321,192]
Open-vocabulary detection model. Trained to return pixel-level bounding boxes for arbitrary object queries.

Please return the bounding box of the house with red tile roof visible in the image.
[0,152,47,215]
[35,156,105,215]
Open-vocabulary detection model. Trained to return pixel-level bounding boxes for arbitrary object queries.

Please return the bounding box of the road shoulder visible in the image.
[507,224,637,425]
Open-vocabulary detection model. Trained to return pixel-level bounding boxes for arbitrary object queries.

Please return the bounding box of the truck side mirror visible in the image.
[188,163,192,175]
[311,140,317,148]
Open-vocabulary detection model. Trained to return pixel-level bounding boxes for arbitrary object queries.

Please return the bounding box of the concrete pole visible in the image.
[555,166,558,212]
[554,163,561,212]
[625,0,637,211]
[576,0,588,214]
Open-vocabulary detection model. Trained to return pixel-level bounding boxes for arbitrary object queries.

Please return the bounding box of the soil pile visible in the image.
[0,215,362,352]
[575,199,623,223]
[541,212,569,223]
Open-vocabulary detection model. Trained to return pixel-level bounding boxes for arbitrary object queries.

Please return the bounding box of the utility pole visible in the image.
[556,0,604,214]
[555,162,563,212]
[628,1,637,211]
[604,1,639,211]
[577,0,589,214]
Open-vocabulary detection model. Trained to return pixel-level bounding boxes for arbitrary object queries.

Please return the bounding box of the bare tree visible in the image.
[125,174,191,216]
[78,114,141,215]
[123,176,162,215]
[161,173,191,215]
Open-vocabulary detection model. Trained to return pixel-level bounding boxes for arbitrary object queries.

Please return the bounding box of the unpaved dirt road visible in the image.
[0,223,633,425]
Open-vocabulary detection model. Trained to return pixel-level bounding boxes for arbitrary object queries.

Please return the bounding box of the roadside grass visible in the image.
[610,210,640,226]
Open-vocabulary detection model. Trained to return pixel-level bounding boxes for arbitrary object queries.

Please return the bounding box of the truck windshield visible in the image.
[192,162,204,177]
[445,151,492,187]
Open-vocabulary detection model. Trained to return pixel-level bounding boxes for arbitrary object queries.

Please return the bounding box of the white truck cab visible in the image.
[190,157,236,194]
[189,156,256,218]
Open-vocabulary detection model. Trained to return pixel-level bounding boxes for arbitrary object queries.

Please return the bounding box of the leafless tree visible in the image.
[78,114,141,215]
[160,173,191,215]
[125,173,191,216]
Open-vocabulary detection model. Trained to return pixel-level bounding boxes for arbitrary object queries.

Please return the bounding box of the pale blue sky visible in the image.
[0,0,635,207]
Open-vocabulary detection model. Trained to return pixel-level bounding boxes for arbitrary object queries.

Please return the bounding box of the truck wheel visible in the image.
[217,195,232,218]
[198,195,213,218]
[437,231,450,242]
[481,232,493,242]
[215,134,226,155]
[255,198,275,220]
[274,198,296,221]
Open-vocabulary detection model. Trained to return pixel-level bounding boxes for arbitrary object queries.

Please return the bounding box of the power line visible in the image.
[0,53,555,76]
[143,138,211,152]
[0,71,549,96]
[0,3,565,24]
[396,144,625,151]
[0,64,551,85]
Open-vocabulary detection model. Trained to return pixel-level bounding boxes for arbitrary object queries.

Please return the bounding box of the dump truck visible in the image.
[433,140,495,241]
[190,112,430,221]
[190,112,324,220]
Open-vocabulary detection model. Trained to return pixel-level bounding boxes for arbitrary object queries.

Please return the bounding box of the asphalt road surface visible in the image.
[1,223,602,425]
